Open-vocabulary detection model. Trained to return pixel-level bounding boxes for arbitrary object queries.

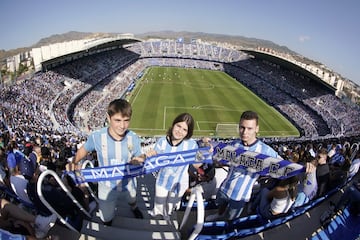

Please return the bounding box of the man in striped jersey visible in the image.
[206,110,281,221]
[72,99,145,225]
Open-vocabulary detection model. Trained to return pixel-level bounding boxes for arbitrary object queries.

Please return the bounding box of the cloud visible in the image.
[299,35,311,43]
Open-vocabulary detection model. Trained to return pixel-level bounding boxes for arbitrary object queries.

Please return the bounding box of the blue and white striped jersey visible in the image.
[219,139,280,201]
[83,127,142,190]
[303,171,318,200]
[154,136,198,192]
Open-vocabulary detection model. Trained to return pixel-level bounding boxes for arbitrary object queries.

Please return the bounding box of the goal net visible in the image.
[215,123,239,137]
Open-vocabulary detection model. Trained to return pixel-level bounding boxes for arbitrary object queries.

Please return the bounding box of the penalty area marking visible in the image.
[183,81,215,89]
[165,105,239,111]
[163,106,242,130]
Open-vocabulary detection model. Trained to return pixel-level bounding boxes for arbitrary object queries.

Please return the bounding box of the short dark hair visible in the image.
[6,140,17,152]
[41,147,51,157]
[167,113,195,139]
[240,111,259,125]
[107,99,132,118]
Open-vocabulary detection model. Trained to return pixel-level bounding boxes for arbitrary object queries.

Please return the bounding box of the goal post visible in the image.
[215,123,239,137]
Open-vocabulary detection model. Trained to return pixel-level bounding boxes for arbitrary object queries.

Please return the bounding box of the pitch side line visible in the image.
[164,105,241,111]
[163,107,167,130]
[196,121,200,130]
[132,82,143,103]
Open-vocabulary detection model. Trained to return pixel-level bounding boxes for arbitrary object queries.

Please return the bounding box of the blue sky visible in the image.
[1,0,360,85]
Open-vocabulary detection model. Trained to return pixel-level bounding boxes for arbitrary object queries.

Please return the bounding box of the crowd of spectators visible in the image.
[0,39,359,237]
[2,40,358,139]
[0,109,359,237]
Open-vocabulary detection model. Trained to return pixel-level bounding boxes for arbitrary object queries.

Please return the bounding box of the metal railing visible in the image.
[37,169,92,232]
[179,185,205,240]
[81,160,99,203]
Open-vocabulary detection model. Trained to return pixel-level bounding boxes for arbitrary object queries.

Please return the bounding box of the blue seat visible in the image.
[198,221,228,235]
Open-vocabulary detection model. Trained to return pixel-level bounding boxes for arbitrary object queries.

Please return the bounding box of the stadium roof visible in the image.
[40,35,142,71]
[243,49,337,92]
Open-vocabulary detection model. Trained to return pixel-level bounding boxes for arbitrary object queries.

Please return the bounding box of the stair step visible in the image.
[90,212,179,231]
[79,235,102,240]
[48,223,81,240]
[63,173,185,239]
[112,215,179,232]
[92,205,151,220]
[81,220,181,240]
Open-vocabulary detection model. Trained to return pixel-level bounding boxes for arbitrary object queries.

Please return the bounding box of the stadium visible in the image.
[0,34,359,240]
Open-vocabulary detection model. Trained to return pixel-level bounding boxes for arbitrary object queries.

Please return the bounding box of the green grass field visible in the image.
[128,66,299,138]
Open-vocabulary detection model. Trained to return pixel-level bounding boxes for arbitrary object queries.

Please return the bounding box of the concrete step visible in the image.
[79,235,101,240]
[82,203,181,239]
[90,209,179,231]
[112,215,179,232]
[48,174,186,239]
[80,219,181,240]
[48,223,82,240]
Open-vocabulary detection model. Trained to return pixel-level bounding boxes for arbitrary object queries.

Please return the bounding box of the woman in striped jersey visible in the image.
[147,113,199,220]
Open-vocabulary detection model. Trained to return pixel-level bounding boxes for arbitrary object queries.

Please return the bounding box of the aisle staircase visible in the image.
[46,173,184,240]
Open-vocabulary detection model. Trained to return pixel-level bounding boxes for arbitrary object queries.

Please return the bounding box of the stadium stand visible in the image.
[0,39,359,239]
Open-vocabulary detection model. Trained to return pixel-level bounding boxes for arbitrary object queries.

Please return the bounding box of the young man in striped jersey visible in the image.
[206,110,281,221]
[72,99,145,225]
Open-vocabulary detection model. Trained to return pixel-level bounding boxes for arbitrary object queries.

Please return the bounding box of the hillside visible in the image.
[136,30,296,53]
[135,31,326,66]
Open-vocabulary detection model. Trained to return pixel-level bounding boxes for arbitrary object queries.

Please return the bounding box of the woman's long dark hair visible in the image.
[166,113,195,140]
[277,175,299,200]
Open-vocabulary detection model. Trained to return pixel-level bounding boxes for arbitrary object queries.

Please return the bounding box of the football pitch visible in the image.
[128,66,299,138]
